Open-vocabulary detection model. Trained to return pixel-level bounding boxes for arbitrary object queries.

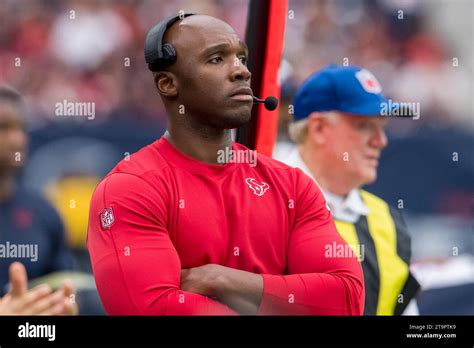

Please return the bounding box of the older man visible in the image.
[276,65,420,315]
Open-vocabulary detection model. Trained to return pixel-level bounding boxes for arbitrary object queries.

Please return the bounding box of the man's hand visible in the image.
[181,264,263,315]
[180,264,223,299]
[0,262,78,315]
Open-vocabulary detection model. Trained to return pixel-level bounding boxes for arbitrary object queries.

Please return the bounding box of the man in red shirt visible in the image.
[87,14,364,315]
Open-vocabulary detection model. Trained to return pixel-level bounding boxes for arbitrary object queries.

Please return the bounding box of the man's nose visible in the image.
[230,59,251,82]
[370,126,388,149]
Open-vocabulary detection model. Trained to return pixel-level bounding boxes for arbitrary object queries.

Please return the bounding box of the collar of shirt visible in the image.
[322,188,369,223]
[281,146,369,223]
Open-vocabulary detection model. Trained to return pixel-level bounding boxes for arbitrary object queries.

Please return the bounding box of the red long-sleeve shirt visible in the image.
[87,137,364,315]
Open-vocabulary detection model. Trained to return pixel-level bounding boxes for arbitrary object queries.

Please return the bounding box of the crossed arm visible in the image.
[180,217,365,315]
[181,264,263,314]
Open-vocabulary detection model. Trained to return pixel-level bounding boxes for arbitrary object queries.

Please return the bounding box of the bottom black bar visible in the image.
[0,316,472,346]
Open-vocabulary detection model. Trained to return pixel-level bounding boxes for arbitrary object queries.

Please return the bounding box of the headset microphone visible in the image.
[253,96,279,111]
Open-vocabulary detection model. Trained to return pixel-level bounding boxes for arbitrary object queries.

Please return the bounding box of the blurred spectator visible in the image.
[0,85,74,295]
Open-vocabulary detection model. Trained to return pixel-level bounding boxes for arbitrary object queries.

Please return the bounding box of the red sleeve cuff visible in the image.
[257,274,291,315]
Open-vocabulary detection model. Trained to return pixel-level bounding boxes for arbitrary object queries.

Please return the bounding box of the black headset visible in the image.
[144,13,195,72]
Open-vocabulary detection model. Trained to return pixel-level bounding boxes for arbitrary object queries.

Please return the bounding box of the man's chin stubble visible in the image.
[219,110,252,129]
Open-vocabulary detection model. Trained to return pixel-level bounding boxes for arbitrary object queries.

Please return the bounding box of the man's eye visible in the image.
[209,56,223,64]
[239,56,248,65]
[357,121,374,131]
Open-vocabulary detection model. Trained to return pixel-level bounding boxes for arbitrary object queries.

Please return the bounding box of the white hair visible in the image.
[288,112,339,144]
[288,118,309,144]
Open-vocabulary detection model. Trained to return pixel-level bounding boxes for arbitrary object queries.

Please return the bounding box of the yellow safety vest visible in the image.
[334,190,420,315]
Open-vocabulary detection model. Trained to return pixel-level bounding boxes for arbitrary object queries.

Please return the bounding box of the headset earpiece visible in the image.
[161,43,177,63]
[144,13,195,72]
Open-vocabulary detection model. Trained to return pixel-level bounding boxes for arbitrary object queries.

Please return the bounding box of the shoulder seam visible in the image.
[103,169,170,193]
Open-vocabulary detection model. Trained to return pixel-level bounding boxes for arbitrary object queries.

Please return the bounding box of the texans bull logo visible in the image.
[245,178,270,197]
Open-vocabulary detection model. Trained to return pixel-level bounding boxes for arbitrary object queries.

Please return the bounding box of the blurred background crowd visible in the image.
[0,0,472,314]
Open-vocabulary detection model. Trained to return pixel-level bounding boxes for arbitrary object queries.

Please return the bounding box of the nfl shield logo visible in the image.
[100,207,115,229]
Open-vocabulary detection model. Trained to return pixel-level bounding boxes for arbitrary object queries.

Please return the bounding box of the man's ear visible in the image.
[154,72,178,97]
[307,112,326,145]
